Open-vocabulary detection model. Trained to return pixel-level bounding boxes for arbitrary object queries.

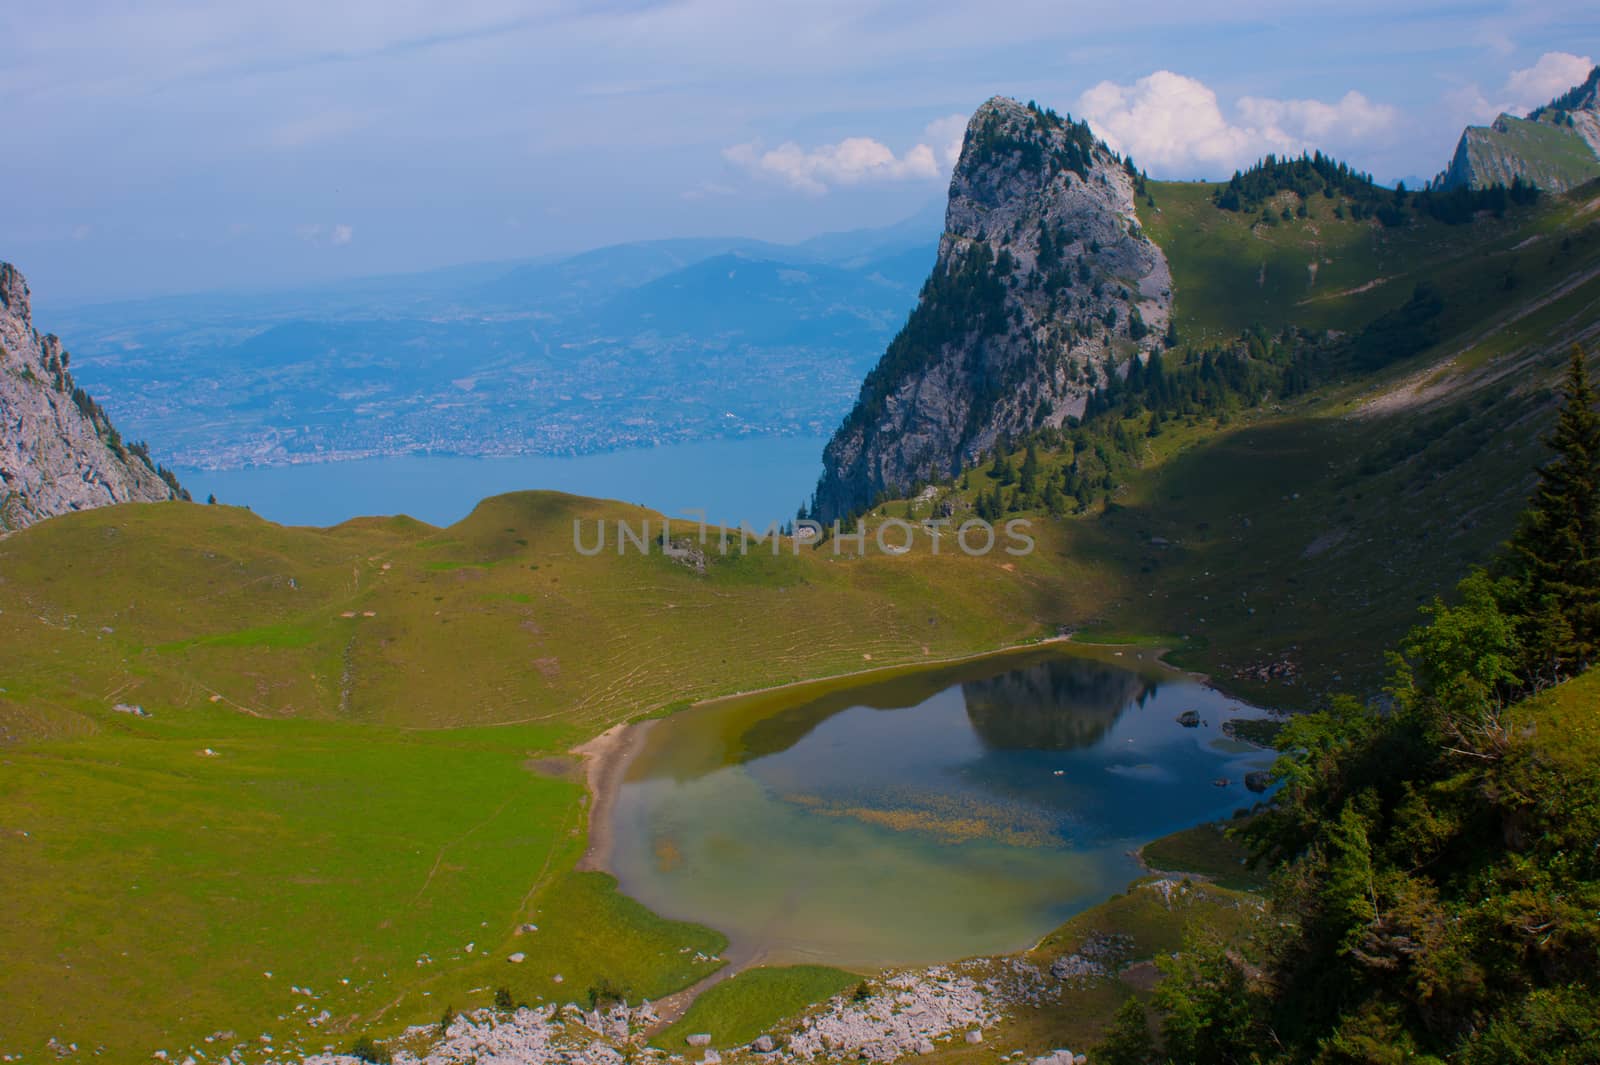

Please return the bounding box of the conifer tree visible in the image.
[1019,443,1040,496]
[1507,345,1600,679]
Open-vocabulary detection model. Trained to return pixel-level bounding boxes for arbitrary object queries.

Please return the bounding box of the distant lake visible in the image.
[603,645,1276,968]
[177,435,827,528]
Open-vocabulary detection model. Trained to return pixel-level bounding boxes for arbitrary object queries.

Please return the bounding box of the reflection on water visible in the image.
[963,657,1153,751]
[606,646,1275,968]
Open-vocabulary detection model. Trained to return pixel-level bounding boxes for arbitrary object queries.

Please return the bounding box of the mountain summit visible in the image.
[0,261,185,530]
[1439,65,1600,192]
[810,96,1171,521]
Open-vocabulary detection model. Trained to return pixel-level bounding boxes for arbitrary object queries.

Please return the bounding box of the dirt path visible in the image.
[644,942,771,1034]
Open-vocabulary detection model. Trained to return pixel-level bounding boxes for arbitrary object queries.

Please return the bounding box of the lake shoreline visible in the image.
[573,718,658,874]
[572,634,1232,883]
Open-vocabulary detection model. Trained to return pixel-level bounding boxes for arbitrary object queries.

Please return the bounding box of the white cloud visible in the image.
[1078,70,1397,175]
[723,114,966,195]
[923,113,968,169]
[294,222,352,245]
[1450,51,1596,126]
[1504,51,1593,110]
[725,137,936,195]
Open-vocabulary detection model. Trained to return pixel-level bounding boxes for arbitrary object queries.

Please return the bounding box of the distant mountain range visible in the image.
[47,204,943,470]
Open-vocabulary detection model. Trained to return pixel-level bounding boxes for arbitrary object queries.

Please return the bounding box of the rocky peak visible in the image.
[0,262,31,322]
[810,96,1171,522]
[0,260,186,530]
[1439,66,1600,192]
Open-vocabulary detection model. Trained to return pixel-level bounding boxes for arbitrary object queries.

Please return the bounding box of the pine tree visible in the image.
[1095,996,1158,1065]
[1506,345,1600,679]
[1019,443,1040,496]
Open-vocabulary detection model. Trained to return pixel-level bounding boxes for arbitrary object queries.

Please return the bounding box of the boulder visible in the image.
[1245,771,1272,793]
[686,1035,712,1048]
[1176,710,1201,728]
[965,1031,984,1044]
[751,1035,776,1053]
[507,952,525,964]
[915,1039,936,1055]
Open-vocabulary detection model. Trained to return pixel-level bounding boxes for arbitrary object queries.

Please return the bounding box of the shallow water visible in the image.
[605,646,1277,969]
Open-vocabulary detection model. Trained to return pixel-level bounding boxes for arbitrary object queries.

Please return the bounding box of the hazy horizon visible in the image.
[4,1,1598,305]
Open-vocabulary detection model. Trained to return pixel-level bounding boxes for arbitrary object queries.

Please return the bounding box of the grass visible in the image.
[3,160,1598,1065]
[0,491,1113,1061]
[0,705,729,1061]
[1140,822,1269,892]
[1460,115,1600,192]
[653,965,860,1050]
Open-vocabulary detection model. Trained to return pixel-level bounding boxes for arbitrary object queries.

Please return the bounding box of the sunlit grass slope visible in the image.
[0,491,1112,1060]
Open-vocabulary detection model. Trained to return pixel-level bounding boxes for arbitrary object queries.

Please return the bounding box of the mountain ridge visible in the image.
[1439,64,1600,192]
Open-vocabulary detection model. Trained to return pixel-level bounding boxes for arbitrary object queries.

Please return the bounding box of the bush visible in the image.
[587,976,628,1009]
[348,1036,391,1064]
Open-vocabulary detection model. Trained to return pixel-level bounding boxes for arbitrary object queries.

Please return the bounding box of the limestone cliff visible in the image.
[0,262,185,530]
[1439,66,1600,193]
[811,97,1171,522]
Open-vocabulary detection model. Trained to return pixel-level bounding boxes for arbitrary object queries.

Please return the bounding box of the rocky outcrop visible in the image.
[0,261,184,530]
[811,96,1171,521]
[1438,66,1600,193]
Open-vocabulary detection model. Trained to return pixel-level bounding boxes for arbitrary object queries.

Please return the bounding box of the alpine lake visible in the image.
[601,644,1278,970]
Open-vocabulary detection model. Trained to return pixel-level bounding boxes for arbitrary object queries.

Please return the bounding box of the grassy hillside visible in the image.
[1137,175,1585,344]
[1456,114,1600,193]
[0,492,1122,1061]
[861,178,1600,702]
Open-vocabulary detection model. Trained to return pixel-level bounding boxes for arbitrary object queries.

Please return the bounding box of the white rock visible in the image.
[686,1034,712,1047]
[965,1031,983,1044]
[508,953,526,964]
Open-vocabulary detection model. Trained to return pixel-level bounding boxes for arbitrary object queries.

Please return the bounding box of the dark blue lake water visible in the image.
[177,435,826,528]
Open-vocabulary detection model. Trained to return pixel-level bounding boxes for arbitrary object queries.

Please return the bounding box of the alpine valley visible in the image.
[5,63,1600,1065]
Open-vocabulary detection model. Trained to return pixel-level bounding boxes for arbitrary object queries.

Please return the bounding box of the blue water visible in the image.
[608,647,1277,967]
[177,435,827,529]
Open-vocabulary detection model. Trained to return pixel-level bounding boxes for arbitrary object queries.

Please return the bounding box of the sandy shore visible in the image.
[572,718,656,873]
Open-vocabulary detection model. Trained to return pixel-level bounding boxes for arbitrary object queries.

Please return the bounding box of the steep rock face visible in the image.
[812,97,1171,521]
[1439,66,1600,192]
[0,262,184,531]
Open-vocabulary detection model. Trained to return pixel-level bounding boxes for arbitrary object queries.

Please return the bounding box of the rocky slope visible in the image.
[1439,65,1600,192]
[0,261,184,530]
[810,97,1171,522]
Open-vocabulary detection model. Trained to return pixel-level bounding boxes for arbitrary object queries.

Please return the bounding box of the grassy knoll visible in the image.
[0,491,1113,1061]
[1140,822,1268,891]
[899,879,1266,1065]
[653,966,861,1050]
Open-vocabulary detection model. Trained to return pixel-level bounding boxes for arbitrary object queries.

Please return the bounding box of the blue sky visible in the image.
[4,0,1597,306]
